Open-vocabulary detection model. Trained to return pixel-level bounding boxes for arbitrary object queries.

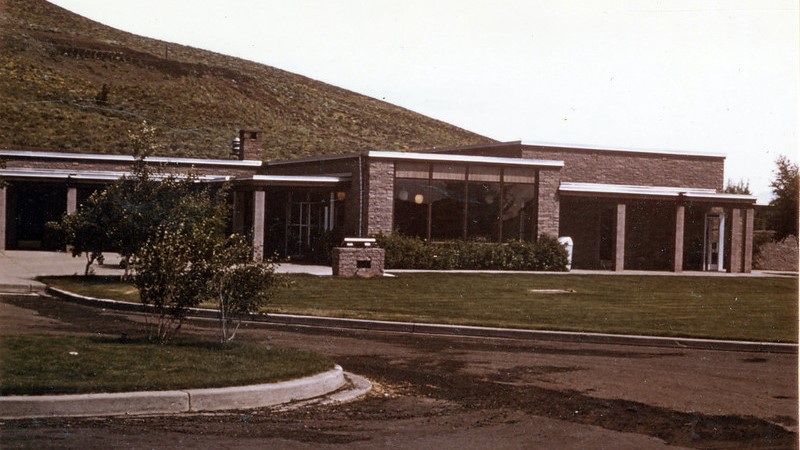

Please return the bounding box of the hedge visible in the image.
[375,234,568,271]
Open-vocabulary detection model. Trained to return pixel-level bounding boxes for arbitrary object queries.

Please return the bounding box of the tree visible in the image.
[723,178,751,195]
[51,189,119,275]
[767,156,798,240]
[132,181,230,342]
[210,235,279,344]
[133,186,277,343]
[56,122,206,277]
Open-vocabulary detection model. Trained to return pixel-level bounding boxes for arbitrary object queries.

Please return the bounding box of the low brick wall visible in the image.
[332,247,385,277]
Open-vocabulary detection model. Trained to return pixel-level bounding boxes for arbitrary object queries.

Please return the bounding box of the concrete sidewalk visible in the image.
[0,250,333,293]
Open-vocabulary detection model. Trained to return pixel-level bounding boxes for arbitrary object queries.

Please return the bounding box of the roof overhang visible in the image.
[559,182,757,204]
[0,149,262,168]
[0,168,232,183]
[367,150,564,168]
[233,174,350,187]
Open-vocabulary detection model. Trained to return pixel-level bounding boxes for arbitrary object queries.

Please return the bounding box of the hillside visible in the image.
[0,0,494,160]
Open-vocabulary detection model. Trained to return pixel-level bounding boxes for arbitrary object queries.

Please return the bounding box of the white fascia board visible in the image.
[237,175,348,185]
[368,150,564,168]
[0,168,233,182]
[0,150,262,167]
[520,141,726,159]
[559,182,757,202]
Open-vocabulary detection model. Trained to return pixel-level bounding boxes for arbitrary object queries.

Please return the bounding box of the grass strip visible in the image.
[0,335,333,395]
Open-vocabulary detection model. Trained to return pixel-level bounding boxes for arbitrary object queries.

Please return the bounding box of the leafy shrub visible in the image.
[376,234,568,271]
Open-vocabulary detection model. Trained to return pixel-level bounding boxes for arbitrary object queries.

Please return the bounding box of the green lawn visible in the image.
[0,335,333,395]
[41,273,798,343]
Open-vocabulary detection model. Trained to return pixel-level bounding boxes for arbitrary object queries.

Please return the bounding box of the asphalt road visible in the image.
[1,295,797,449]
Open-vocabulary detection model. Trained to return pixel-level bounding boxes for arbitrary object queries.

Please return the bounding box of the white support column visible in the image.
[615,203,626,272]
[252,190,265,262]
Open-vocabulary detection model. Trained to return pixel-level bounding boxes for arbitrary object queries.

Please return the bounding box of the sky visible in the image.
[49,0,799,204]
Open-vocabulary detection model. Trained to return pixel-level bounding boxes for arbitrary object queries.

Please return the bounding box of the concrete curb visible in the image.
[44,287,798,354]
[0,366,347,419]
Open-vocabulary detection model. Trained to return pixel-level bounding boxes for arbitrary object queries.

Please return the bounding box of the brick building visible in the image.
[0,131,757,272]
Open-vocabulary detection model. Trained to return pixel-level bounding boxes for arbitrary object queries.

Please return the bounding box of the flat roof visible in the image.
[559,182,757,203]
[367,150,564,168]
[520,141,725,159]
[0,149,263,168]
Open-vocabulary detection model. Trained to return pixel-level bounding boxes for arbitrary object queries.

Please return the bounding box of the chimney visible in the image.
[237,129,262,160]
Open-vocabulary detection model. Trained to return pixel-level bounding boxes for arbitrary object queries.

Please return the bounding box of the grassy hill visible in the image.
[0,0,494,160]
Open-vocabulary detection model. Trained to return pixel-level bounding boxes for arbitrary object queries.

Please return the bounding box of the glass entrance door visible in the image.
[703,213,725,271]
[286,201,321,257]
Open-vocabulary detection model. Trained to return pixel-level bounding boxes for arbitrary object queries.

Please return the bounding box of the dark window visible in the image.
[430,180,467,240]
[501,183,536,241]
[393,178,429,239]
[467,181,501,241]
[393,163,538,243]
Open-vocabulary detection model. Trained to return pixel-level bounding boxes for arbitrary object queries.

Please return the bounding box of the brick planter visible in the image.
[332,247,385,277]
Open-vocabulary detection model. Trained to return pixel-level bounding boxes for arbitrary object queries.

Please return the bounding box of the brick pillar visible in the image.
[66,187,77,215]
[743,208,754,273]
[366,161,394,236]
[615,203,626,272]
[729,208,742,273]
[252,190,265,262]
[0,186,6,251]
[536,169,561,238]
[673,204,685,272]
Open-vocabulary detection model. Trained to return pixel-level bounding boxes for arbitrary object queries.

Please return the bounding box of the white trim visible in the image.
[368,150,564,168]
[0,150,262,168]
[520,141,726,159]
[559,182,757,202]
[237,175,348,185]
[0,167,232,182]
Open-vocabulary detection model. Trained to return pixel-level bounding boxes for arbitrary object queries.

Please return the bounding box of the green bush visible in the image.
[376,234,568,271]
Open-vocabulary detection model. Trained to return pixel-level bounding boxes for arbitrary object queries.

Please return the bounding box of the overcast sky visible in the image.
[50,0,798,204]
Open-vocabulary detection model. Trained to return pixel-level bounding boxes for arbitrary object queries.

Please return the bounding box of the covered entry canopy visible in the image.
[558,182,758,273]
[229,175,351,261]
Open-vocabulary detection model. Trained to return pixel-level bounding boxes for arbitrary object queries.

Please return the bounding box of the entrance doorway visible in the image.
[286,201,322,256]
[703,213,725,271]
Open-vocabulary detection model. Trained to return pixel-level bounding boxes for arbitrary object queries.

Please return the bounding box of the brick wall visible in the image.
[521,146,724,190]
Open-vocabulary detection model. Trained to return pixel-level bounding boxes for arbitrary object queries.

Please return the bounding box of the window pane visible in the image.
[430,180,466,240]
[394,179,429,238]
[467,181,501,241]
[502,184,537,241]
